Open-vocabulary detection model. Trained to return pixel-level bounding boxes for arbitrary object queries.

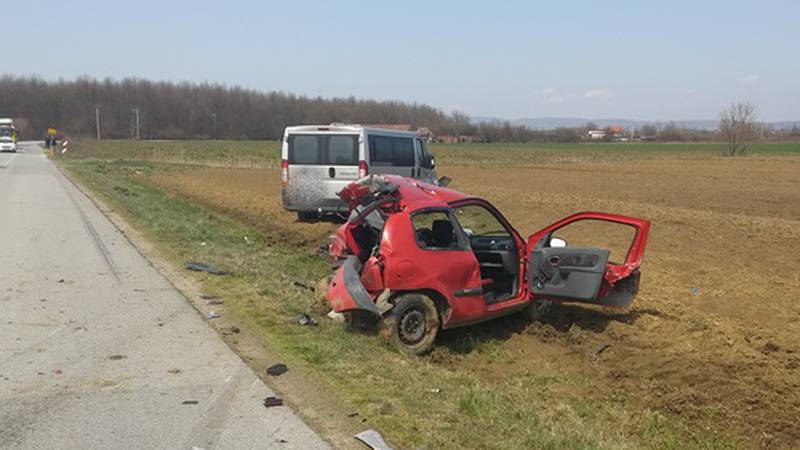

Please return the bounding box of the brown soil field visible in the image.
[149,156,800,448]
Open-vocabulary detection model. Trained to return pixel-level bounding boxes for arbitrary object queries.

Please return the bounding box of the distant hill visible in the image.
[472,116,800,131]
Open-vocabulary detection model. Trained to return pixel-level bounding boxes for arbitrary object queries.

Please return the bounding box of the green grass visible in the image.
[66,139,800,170]
[66,139,280,167]
[59,152,744,449]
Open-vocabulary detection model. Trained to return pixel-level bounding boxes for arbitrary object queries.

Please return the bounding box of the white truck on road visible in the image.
[0,118,17,152]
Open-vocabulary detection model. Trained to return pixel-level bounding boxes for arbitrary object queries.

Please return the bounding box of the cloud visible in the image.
[740,74,760,84]
[584,89,613,100]
[532,87,568,104]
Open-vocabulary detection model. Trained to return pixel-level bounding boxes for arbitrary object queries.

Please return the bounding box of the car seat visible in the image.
[432,220,455,248]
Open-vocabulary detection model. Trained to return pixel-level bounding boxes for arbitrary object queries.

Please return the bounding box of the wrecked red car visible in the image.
[326,176,650,354]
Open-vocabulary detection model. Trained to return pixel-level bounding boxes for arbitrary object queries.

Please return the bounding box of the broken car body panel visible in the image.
[326,175,651,329]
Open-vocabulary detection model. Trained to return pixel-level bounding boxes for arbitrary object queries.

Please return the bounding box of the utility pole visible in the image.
[95,106,101,141]
[211,112,217,140]
[132,107,140,140]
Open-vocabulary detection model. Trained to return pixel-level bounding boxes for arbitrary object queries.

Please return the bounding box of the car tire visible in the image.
[522,299,554,322]
[380,293,439,355]
[297,211,317,222]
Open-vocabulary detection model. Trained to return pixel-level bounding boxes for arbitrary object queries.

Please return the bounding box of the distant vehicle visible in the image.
[325,176,650,354]
[281,124,439,220]
[0,136,17,152]
[0,118,17,145]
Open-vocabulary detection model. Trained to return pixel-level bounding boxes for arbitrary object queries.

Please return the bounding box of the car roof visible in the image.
[383,175,471,210]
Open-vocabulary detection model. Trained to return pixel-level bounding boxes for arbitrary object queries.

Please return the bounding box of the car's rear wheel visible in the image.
[380,293,439,355]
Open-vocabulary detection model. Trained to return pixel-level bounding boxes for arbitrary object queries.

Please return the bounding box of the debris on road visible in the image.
[53,369,62,375]
[207,311,221,320]
[293,313,318,326]
[182,400,199,405]
[185,261,230,276]
[221,325,240,335]
[201,294,224,305]
[263,396,284,407]
[108,354,127,360]
[593,343,611,357]
[292,281,313,291]
[266,363,288,377]
[354,429,393,450]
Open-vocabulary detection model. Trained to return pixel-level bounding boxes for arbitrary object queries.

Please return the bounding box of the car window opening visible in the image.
[453,204,520,304]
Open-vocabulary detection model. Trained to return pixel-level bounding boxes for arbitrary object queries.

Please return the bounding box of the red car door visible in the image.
[525,212,650,308]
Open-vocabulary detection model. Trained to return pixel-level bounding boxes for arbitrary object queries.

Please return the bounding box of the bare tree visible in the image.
[719,102,758,156]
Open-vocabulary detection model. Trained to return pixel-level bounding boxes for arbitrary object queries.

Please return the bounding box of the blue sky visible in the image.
[11,0,799,121]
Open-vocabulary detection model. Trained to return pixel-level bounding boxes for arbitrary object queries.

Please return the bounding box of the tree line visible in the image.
[1,76,792,145]
[0,75,533,141]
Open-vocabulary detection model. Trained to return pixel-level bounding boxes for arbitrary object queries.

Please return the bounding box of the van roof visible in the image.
[284,124,419,137]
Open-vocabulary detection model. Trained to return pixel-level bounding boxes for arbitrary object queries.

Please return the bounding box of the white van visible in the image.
[281,124,438,220]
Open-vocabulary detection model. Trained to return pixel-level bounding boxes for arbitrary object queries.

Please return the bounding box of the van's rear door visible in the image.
[286,133,360,211]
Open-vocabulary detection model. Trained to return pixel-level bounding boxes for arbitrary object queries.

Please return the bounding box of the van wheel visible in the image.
[380,293,439,355]
[297,211,317,222]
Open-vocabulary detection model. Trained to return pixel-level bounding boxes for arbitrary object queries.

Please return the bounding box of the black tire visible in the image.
[380,293,439,355]
[522,299,554,322]
[297,211,317,222]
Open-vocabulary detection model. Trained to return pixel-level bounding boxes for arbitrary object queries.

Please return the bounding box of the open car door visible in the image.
[526,212,650,308]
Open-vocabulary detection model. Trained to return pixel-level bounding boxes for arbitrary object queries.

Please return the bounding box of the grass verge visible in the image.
[59,154,740,449]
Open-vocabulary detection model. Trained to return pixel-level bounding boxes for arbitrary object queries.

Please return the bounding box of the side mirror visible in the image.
[437,176,451,187]
[550,237,568,248]
[429,157,436,169]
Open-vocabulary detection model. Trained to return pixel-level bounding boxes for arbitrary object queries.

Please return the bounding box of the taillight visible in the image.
[358,160,368,179]
[281,159,289,187]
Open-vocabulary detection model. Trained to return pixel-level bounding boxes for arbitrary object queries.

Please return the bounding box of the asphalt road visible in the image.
[0,143,329,450]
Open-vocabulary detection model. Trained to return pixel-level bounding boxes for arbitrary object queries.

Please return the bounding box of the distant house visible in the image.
[588,130,606,140]
[439,134,478,143]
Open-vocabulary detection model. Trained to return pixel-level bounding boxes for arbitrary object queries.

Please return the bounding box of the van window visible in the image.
[419,140,433,169]
[288,134,358,165]
[290,135,321,164]
[369,136,415,167]
[328,135,358,164]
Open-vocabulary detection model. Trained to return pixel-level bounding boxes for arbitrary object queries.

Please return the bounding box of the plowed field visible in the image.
[149,155,800,447]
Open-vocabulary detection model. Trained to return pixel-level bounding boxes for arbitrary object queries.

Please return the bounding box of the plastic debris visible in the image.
[185,261,230,276]
[266,363,288,377]
[294,314,318,326]
[593,343,611,356]
[327,310,345,323]
[691,287,701,297]
[355,429,393,450]
[263,396,283,407]
[207,311,221,320]
[292,281,312,291]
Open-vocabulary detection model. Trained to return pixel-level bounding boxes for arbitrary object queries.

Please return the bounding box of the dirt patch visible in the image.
[146,157,800,448]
